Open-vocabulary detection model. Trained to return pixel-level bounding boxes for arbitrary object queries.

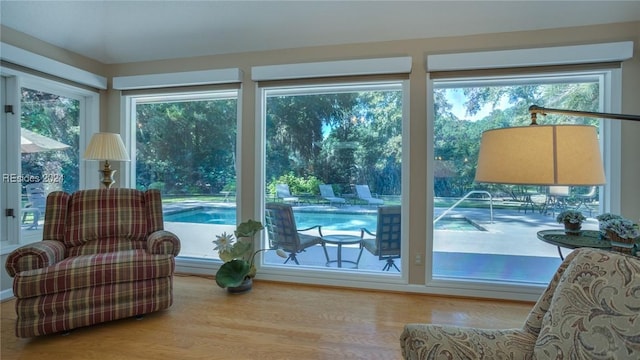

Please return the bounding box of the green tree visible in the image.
[21,88,79,193]
[136,98,237,194]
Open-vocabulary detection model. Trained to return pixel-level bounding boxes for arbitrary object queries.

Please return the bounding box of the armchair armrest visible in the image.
[147,230,181,256]
[4,240,66,277]
[360,227,375,238]
[400,324,536,360]
[298,225,323,237]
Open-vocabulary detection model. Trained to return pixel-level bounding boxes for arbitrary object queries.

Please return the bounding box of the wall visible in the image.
[2,21,639,295]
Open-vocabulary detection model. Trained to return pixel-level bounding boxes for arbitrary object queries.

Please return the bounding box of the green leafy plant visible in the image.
[596,213,623,233]
[268,173,323,195]
[213,219,285,289]
[556,210,586,224]
[602,217,639,239]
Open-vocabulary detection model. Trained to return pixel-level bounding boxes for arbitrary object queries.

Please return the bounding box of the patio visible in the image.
[18,197,599,284]
[159,198,599,284]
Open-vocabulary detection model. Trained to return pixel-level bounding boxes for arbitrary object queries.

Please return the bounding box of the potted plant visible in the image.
[601,217,639,255]
[596,213,623,238]
[556,210,586,234]
[213,219,285,294]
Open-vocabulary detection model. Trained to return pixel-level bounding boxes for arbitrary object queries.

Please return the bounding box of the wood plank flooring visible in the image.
[1,274,533,360]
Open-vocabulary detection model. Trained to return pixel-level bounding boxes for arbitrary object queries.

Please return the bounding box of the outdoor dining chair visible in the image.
[358,205,401,271]
[542,185,571,216]
[265,203,329,265]
[573,186,598,216]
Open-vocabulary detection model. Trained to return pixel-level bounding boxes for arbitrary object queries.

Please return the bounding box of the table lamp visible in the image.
[84,132,130,188]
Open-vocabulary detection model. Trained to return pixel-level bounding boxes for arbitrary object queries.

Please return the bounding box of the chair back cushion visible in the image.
[375,205,401,259]
[44,189,165,255]
[265,203,300,250]
[533,248,640,359]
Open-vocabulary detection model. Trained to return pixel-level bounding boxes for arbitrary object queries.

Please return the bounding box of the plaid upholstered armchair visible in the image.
[5,189,181,337]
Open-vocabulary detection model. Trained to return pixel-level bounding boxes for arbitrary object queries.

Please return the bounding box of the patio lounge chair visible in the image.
[319,184,346,206]
[276,183,299,204]
[358,205,401,271]
[355,185,384,206]
[265,203,329,265]
[21,183,46,229]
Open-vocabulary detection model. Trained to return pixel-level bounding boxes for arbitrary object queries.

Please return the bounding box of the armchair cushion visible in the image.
[14,250,174,298]
[401,325,536,360]
[64,189,149,247]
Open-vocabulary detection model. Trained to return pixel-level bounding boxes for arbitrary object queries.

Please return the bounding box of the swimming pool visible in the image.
[164,206,485,231]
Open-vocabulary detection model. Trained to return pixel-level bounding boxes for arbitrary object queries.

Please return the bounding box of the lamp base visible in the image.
[99,161,117,189]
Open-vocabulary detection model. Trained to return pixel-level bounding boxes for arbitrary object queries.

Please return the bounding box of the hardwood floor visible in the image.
[1,274,533,360]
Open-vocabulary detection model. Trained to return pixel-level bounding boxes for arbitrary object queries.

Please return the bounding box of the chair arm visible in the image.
[147,230,181,256]
[400,324,536,360]
[360,228,375,238]
[4,240,66,277]
[298,225,323,237]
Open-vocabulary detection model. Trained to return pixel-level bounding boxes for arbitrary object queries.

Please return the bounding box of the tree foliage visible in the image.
[21,88,79,193]
[265,88,403,196]
[136,98,237,194]
[433,81,600,197]
[18,74,602,204]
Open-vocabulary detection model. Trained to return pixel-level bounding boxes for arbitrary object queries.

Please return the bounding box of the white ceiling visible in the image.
[2,1,640,64]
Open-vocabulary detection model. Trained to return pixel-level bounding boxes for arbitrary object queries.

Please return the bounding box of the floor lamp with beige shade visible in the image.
[475,105,640,186]
[84,132,130,189]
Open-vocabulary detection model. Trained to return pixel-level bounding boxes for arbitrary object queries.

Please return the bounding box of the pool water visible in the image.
[164,206,484,231]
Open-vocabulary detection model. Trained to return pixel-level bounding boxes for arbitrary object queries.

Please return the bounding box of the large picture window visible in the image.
[431,72,608,285]
[261,81,405,275]
[130,90,239,260]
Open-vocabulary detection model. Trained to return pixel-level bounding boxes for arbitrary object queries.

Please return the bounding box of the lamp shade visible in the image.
[475,125,605,185]
[84,132,130,161]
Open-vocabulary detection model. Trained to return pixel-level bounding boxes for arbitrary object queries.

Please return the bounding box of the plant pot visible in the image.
[563,221,582,235]
[227,277,253,294]
[606,230,636,255]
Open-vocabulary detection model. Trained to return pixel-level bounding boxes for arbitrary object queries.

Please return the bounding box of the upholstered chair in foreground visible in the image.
[400,248,640,359]
[5,189,181,337]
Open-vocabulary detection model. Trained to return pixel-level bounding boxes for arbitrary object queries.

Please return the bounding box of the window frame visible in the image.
[124,88,241,191]
[254,78,411,287]
[0,69,100,253]
[424,67,622,297]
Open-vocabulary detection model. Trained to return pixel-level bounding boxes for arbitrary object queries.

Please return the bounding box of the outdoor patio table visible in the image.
[322,234,362,268]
